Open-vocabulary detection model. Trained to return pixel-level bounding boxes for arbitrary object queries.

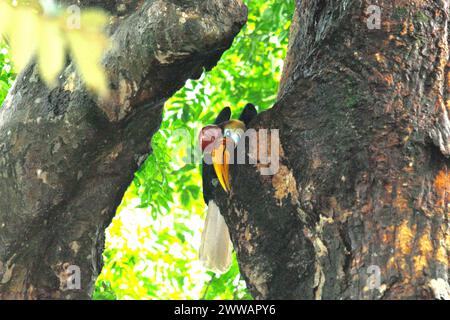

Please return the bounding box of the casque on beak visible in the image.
[200,118,246,194]
[211,137,235,193]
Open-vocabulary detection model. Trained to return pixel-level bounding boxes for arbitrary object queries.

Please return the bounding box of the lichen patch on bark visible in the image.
[397,220,415,256]
[272,165,299,206]
[434,170,450,207]
[413,227,433,276]
[242,264,269,298]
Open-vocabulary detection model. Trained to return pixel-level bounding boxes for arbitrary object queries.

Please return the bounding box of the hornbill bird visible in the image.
[198,104,258,273]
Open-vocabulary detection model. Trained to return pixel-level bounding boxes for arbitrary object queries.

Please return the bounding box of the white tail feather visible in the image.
[199,200,232,274]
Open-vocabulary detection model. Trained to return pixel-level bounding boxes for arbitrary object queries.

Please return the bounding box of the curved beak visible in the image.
[211,137,234,192]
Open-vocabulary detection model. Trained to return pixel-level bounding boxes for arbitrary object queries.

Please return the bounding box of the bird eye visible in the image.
[224,130,231,137]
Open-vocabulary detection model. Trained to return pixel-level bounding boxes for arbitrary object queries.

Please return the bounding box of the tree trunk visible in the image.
[0,0,247,299]
[217,0,450,299]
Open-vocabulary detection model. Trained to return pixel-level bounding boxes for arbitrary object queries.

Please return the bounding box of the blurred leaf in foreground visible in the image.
[0,0,109,96]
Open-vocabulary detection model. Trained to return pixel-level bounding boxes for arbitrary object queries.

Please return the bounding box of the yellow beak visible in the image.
[211,138,232,192]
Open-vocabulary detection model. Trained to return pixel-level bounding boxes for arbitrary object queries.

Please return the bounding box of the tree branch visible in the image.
[0,0,247,299]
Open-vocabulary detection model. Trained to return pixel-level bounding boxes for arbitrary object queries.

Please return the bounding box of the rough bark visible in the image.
[217,0,450,299]
[0,0,247,299]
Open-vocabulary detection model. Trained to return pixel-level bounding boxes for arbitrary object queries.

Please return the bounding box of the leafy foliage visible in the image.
[0,44,14,103]
[94,0,295,300]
